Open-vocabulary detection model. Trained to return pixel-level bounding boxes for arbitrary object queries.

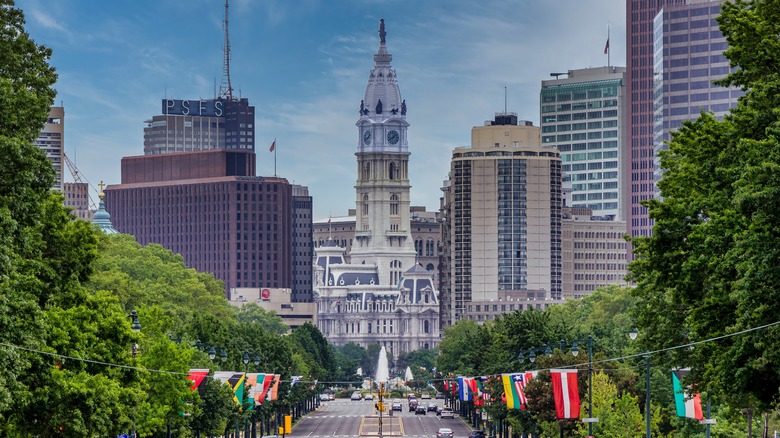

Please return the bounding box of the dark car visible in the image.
[427,402,438,412]
[468,431,486,438]
[415,405,427,415]
[408,400,419,412]
[436,405,443,415]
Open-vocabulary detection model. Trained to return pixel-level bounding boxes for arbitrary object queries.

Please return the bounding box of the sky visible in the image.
[16,0,626,220]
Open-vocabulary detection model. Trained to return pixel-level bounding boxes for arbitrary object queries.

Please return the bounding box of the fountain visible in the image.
[375,346,390,384]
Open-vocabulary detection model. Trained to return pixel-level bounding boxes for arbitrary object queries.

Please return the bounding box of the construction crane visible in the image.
[63,153,98,211]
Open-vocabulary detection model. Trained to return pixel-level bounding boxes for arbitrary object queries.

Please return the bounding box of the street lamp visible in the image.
[629,328,651,438]
[127,310,141,438]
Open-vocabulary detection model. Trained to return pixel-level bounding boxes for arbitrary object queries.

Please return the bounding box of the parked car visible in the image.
[391,401,403,411]
[468,431,486,438]
[440,408,455,419]
[435,392,445,399]
[351,392,362,401]
[421,392,431,399]
[415,405,427,415]
[427,402,438,412]
[364,393,374,401]
[437,428,454,438]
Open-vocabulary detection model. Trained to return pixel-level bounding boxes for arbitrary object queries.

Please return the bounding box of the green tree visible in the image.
[235,303,288,336]
[628,0,780,412]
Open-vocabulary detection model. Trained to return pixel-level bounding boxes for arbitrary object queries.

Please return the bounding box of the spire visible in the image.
[218,0,234,100]
[93,181,119,234]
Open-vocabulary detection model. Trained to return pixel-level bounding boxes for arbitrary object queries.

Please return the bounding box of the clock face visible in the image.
[387,130,400,145]
[363,130,372,144]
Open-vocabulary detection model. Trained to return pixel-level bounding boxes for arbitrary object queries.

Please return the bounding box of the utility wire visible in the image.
[1,319,777,382]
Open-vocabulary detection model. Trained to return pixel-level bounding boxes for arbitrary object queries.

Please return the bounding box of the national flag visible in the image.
[551,369,580,419]
[213,371,246,407]
[187,368,210,393]
[672,369,703,420]
[502,372,536,410]
[252,373,275,405]
[458,377,477,401]
[604,37,610,54]
[269,140,276,152]
[266,374,281,401]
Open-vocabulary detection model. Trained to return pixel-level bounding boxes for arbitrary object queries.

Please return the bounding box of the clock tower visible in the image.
[352,19,416,286]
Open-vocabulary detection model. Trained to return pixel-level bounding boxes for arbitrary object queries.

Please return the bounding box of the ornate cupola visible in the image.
[352,19,416,286]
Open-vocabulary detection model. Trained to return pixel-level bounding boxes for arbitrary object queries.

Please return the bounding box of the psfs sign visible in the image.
[162,99,224,117]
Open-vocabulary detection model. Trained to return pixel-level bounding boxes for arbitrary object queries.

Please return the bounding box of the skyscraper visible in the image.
[440,113,563,326]
[313,20,440,355]
[626,0,686,239]
[652,0,741,194]
[34,106,64,191]
[540,67,627,220]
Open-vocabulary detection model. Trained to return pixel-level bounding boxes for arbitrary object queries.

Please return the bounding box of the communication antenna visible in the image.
[218,0,234,100]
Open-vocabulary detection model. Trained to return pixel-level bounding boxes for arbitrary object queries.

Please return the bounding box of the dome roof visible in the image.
[93,191,119,234]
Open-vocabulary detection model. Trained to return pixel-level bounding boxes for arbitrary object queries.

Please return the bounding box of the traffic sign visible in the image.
[701,419,717,425]
[582,417,599,423]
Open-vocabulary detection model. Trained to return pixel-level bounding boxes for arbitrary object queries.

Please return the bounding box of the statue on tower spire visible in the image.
[379,18,386,45]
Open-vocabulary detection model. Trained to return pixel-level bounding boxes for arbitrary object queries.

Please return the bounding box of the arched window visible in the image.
[426,263,434,271]
[389,162,397,180]
[362,194,369,215]
[363,162,371,180]
[425,239,435,256]
[390,194,399,215]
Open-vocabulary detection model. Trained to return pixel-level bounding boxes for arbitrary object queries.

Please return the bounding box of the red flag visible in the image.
[551,369,580,419]
[603,38,610,54]
[187,369,209,391]
[269,140,276,152]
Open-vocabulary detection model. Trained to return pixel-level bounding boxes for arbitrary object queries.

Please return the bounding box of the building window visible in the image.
[390,194,399,215]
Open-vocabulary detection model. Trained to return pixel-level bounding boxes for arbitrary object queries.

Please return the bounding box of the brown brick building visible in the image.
[105,149,302,298]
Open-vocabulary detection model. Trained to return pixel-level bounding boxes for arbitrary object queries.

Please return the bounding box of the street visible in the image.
[289,397,474,438]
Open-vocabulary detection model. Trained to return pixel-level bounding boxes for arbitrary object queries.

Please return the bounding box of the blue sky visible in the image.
[17,0,626,220]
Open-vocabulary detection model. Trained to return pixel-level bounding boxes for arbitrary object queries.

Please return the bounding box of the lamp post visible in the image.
[128,310,141,438]
[629,328,651,438]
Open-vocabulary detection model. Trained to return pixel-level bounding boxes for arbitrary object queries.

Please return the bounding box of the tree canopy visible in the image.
[628,0,780,412]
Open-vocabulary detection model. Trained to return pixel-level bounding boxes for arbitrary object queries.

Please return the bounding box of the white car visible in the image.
[440,408,455,419]
[351,392,362,401]
[364,393,374,400]
[437,428,453,438]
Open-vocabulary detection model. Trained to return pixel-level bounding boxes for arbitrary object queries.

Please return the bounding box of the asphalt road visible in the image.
[290,397,473,438]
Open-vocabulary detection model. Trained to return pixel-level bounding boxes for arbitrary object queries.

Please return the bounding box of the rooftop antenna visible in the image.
[504,86,507,114]
[218,0,234,100]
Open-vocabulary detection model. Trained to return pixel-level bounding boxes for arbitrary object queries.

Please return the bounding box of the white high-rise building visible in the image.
[540,67,627,221]
[313,20,439,357]
[35,106,65,191]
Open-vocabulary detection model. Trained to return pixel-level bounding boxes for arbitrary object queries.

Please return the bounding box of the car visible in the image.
[391,401,403,411]
[364,393,374,401]
[436,406,443,415]
[328,393,335,401]
[435,392,445,399]
[351,392,362,401]
[319,394,330,401]
[415,405,427,415]
[437,428,454,438]
[468,431,486,438]
[440,408,455,419]
[407,393,417,400]
[408,400,419,412]
[421,392,431,399]
[427,402,438,412]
